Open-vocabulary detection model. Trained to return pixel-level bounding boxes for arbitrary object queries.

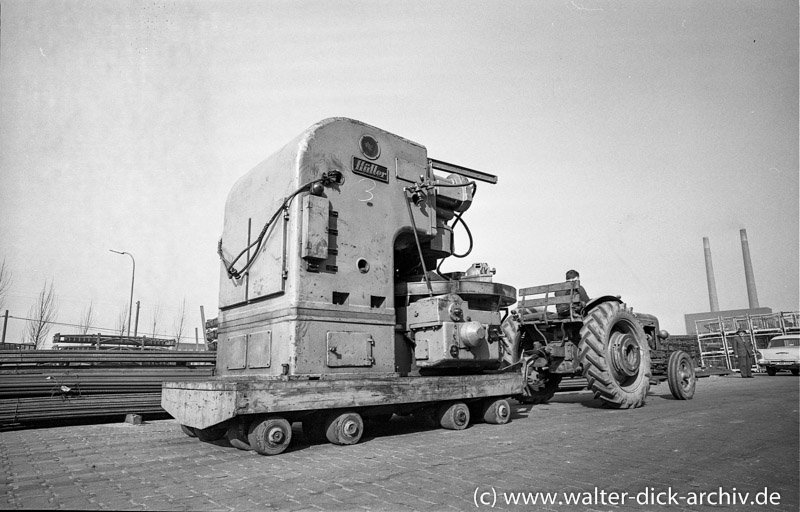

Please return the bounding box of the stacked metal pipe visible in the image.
[0,350,215,427]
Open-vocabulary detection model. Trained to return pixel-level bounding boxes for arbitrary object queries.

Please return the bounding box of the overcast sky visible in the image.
[1,0,797,344]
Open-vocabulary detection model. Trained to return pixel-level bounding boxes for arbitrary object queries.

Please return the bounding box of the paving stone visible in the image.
[1,376,798,511]
[55,496,95,510]
[15,496,55,509]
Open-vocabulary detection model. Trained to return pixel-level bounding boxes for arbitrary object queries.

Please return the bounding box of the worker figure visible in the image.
[731,329,755,378]
[556,269,590,318]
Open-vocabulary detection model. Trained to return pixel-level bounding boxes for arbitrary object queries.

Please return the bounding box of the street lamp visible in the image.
[109,250,135,339]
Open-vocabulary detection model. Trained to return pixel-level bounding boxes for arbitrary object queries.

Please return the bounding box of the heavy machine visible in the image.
[162,118,694,455]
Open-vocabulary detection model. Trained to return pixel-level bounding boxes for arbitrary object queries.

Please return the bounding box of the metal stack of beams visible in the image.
[0,350,215,427]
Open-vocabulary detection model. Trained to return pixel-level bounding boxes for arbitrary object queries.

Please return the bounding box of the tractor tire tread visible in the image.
[579,302,651,409]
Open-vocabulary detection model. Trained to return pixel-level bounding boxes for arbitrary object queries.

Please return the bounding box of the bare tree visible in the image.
[0,258,11,312]
[26,279,58,349]
[115,303,129,337]
[78,302,95,335]
[173,298,186,347]
[150,302,162,338]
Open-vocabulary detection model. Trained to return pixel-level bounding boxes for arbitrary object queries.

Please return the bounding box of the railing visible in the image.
[781,312,799,332]
[694,311,799,370]
[695,312,795,336]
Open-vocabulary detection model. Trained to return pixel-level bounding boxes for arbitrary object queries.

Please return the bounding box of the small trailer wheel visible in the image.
[180,424,197,438]
[481,398,511,425]
[325,411,364,445]
[225,421,251,451]
[437,402,470,430]
[195,425,226,442]
[248,416,292,455]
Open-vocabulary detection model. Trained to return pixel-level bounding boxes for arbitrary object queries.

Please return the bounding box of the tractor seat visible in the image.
[517,280,585,324]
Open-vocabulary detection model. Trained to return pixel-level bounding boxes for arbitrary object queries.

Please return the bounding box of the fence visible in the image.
[695,311,799,371]
[0,309,214,351]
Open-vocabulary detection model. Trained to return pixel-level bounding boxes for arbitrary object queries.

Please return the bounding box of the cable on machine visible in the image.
[217,171,343,280]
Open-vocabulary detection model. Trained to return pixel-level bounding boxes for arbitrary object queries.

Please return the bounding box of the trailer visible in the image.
[164,372,521,453]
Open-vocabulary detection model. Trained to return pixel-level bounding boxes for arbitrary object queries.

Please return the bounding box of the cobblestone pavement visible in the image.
[1,374,797,511]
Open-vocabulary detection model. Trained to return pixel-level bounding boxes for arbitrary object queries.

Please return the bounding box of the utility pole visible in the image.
[134,300,141,348]
[1,310,8,345]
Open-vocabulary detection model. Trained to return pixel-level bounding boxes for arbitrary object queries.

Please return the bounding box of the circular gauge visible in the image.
[359,135,380,160]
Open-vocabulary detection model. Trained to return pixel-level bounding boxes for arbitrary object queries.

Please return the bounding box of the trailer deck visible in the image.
[162,372,524,430]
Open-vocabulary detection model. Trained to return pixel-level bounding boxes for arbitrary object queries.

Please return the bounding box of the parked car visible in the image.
[757,334,800,376]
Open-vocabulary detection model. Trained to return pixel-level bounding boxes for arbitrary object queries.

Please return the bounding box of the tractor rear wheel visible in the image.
[667,350,696,400]
[579,302,652,408]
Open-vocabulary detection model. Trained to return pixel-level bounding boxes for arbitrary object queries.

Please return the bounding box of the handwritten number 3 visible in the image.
[359,178,376,202]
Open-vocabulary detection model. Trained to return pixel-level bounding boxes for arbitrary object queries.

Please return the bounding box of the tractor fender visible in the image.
[582,295,622,315]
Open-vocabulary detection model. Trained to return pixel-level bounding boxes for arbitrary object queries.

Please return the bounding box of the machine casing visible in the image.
[215,118,501,377]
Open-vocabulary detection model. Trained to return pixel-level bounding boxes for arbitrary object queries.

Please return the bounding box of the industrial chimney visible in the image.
[740,229,760,309]
[703,237,720,312]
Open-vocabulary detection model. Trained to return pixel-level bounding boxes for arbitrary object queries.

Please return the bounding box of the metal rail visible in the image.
[429,158,498,184]
[0,393,166,424]
[52,333,177,348]
[0,350,215,366]
[0,350,216,426]
[0,369,213,399]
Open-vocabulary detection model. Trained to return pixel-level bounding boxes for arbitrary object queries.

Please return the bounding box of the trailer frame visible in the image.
[162,371,524,431]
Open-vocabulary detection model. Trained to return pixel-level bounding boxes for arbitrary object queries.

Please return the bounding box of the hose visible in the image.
[217,180,321,280]
[449,211,474,258]
[434,181,478,278]
[403,187,434,297]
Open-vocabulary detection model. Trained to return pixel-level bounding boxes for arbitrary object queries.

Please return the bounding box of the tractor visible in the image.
[501,280,696,406]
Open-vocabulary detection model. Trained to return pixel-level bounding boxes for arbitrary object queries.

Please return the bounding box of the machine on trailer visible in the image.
[163,118,525,455]
[162,118,695,455]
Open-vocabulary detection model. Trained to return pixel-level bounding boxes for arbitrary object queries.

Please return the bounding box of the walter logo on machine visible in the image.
[352,156,388,183]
